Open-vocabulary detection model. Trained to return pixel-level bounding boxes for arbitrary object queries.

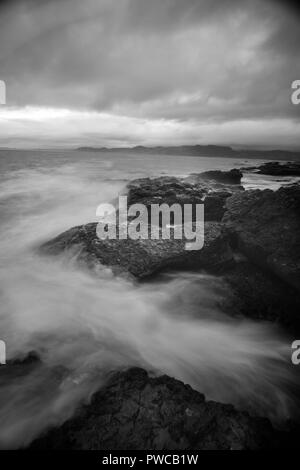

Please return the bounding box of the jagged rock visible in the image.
[126,176,206,208]
[125,172,243,221]
[124,171,243,202]
[29,367,282,450]
[223,184,300,292]
[40,222,233,279]
[125,175,237,223]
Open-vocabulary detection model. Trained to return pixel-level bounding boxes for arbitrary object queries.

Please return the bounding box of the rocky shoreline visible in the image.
[40,166,300,330]
[6,163,300,449]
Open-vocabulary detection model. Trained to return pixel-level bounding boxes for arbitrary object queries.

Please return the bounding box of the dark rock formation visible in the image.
[29,367,283,450]
[193,169,243,185]
[40,176,300,328]
[223,184,300,292]
[125,174,237,222]
[255,161,300,177]
[41,221,233,279]
[32,176,300,450]
[126,176,206,208]
[203,191,231,221]
[40,171,242,278]
[223,261,300,331]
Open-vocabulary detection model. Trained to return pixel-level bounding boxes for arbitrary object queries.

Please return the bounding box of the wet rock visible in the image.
[125,170,243,206]
[255,161,300,177]
[41,169,237,277]
[193,169,243,185]
[223,184,300,292]
[223,261,300,331]
[41,221,233,279]
[40,176,300,328]
[203,191,232,221]
[126,176,206,208]
[0,351,42,382]
[29,367,282,450]
[125,175,234,222]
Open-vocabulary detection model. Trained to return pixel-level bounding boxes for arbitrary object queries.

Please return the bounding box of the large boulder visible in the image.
[223,184,300,292]
[40,172,242,278]
[29,367,282,450]
[41,171,244,279]
[41,221,233,279]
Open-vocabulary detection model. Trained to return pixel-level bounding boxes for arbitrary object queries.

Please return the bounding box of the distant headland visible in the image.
[77,145,300,161]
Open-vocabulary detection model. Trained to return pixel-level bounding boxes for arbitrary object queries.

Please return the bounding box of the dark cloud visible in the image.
[0,0,299,147]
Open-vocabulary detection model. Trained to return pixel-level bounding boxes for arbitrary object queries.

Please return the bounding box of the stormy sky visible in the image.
[0,0,299,148]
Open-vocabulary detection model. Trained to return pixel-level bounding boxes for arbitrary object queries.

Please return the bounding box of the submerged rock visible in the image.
[7,351,41,366]
[223,184,300,292]
[0,351,42,382]
[29,367,282,450]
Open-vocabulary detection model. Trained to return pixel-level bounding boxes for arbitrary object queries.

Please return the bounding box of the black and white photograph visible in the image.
[0,0,300,455]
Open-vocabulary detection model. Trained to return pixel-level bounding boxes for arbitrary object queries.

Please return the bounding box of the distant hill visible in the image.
[77,145,300,161]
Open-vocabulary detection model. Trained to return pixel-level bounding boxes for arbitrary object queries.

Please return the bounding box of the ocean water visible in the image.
[0,149,299,448]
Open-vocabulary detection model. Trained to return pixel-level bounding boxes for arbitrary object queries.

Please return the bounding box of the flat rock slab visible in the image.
[41,222,233,279]
[29,367,282,450]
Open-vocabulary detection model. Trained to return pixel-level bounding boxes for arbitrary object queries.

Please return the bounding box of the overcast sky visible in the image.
[0,0,299,148]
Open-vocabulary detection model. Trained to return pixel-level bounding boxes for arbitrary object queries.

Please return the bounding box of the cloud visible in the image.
[1,106,299,149]
[0,0,299,147]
